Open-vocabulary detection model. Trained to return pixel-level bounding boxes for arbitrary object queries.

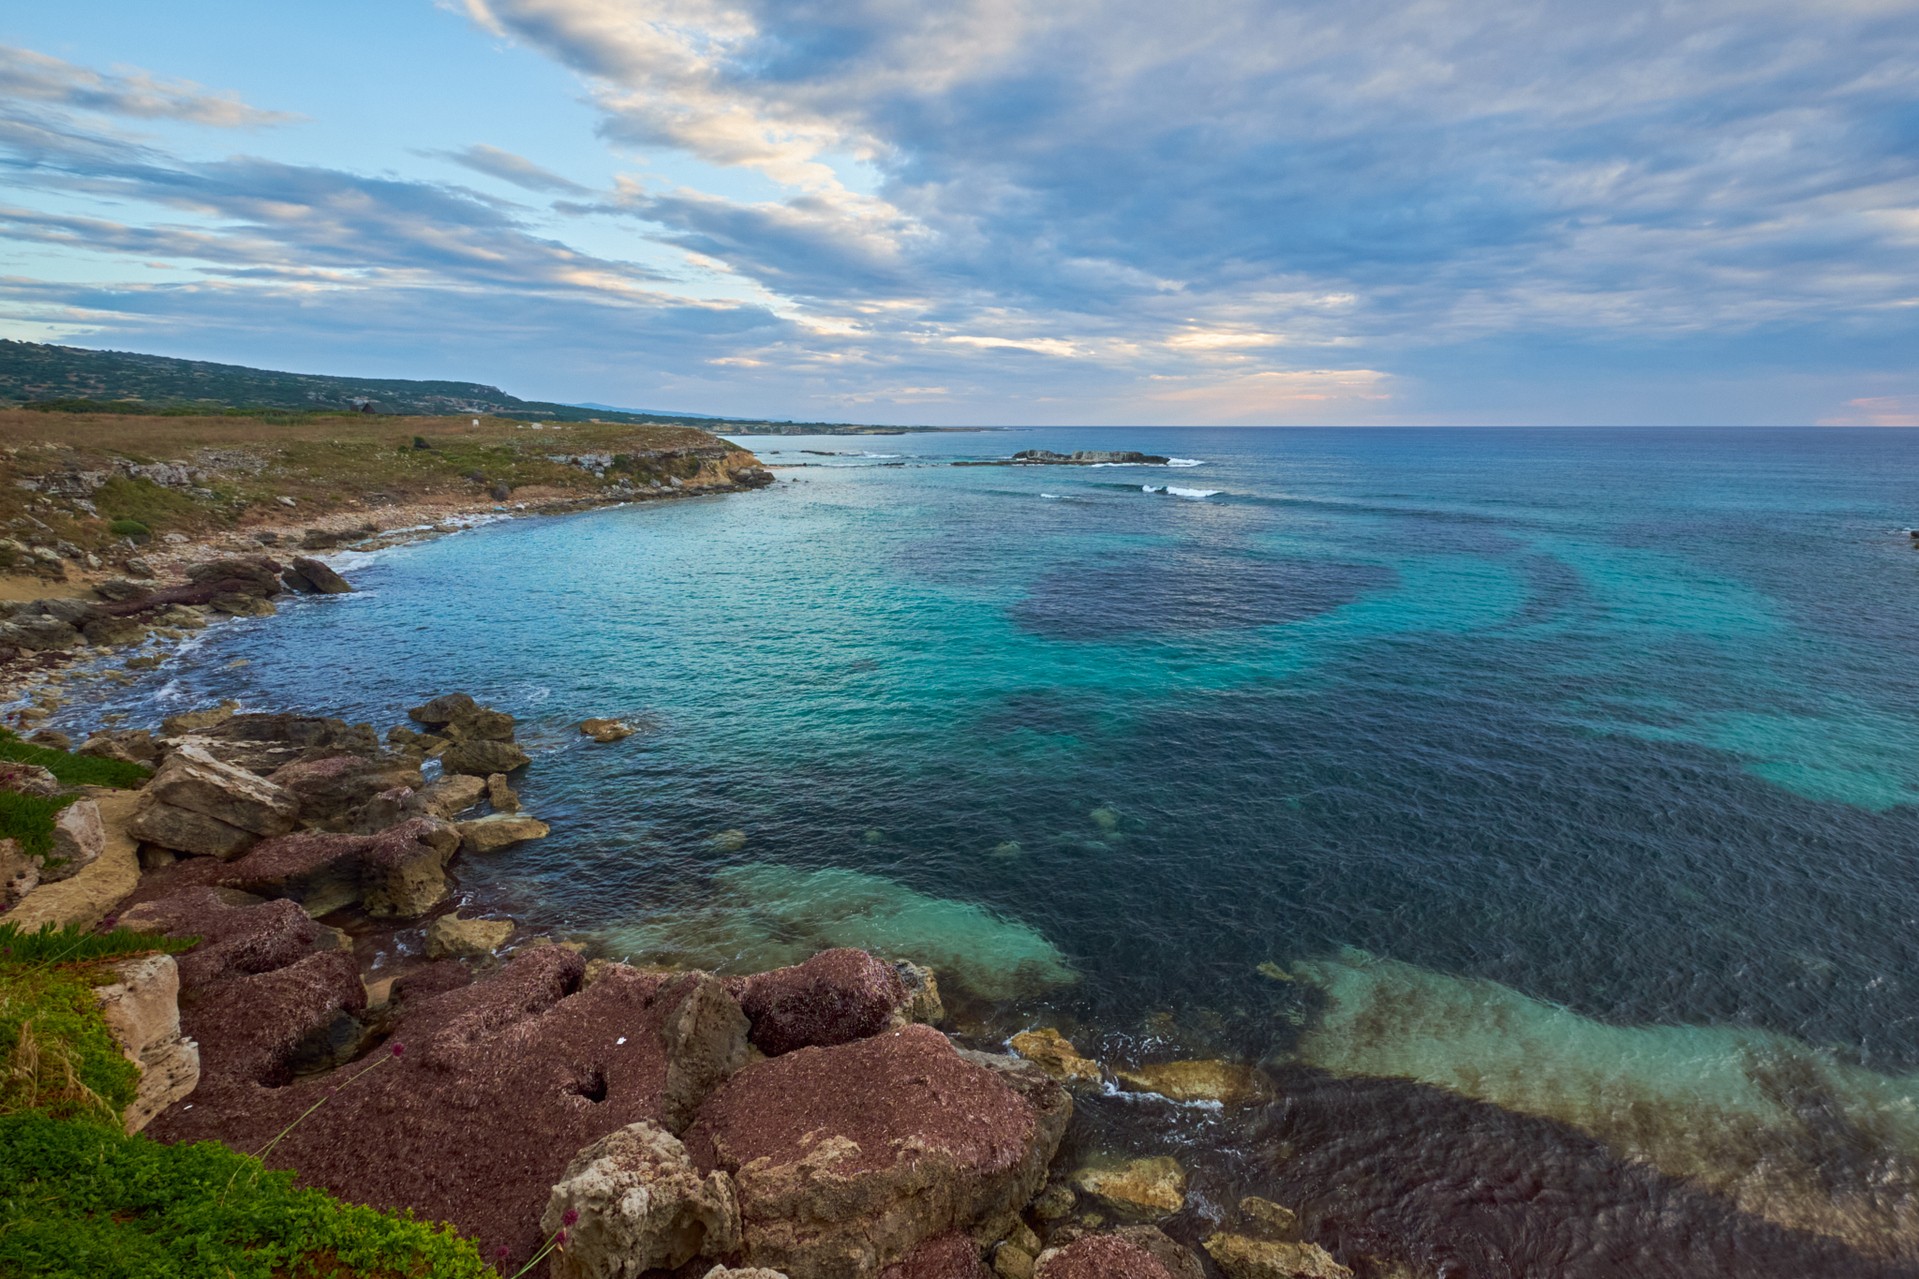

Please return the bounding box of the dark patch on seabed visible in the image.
[1009,547,1395,639]
[1246,1069,1915,1279]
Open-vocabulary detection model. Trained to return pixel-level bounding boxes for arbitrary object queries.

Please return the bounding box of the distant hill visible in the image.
[0,341,922,432]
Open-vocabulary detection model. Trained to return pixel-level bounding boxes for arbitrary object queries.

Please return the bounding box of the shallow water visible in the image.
[47,427,1919,1275]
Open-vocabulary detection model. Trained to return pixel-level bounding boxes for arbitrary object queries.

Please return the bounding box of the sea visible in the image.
[42,426,1919,1278]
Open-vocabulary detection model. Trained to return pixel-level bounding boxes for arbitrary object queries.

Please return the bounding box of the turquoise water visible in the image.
[59,427,1919,1276]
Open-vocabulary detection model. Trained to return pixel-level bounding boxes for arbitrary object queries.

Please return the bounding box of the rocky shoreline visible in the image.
[5,677,1353,1278]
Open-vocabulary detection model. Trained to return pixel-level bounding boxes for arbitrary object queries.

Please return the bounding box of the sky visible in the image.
[2,1,1918,426]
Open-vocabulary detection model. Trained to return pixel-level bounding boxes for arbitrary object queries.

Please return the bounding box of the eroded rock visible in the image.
[92,953,201,1133]
[1035,1228,1203,1279]
[1201,1235,1352,1279]
[1113,1060,1266,1106]
[1009,1029,1102,1089]
[440,738,532,776]
[457,813,549,853]
[735,948,913,1056]
[541,1120,741,1279]
[683,1025,1070,1279]
[426,914,514,959]
[1069,1157,1187,1219]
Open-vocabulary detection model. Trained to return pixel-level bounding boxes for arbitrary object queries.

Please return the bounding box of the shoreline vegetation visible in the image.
[0,410,1324,1279]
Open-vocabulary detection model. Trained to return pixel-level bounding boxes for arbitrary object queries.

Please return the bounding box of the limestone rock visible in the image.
[1036,1228,1203,1279]
[580,718,636,743]
[184,712,382,775]
[439,738,531,776]
[1030,1185,1075,1221]
[161,701,240,736]
[683,1025,1071,1279]
[1201,1235,1352,1279]
[0,761,62,797]
[139,743,299,837]
[543,1120,741,1279]
[426,914,515,959]
[457,813,549,853]
[897,961,945,1026]
[408,692,479,725]
[78,728,161,766]
[735,948,912,1056]
[142,817,461,918]
[1114,1059,1266,1106]
[1070,1157,1187,1219]
[43,798,105,882]
[1,838,38,909]
[211,593,276,617]
[269,754,424,826]
[661,973,751,1133]
[127,802,261,860]
[485,772,520,813]
[418,773,487,818]
[92,953,200,1133]
[82,615,148,647]
[185,555,282,596]
[2,616,82,651]
[1238,1197,1301,1241]
[1009,1029,1102,1089]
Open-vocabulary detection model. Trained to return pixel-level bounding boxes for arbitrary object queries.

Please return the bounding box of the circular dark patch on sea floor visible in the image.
[1008,547,1395,640]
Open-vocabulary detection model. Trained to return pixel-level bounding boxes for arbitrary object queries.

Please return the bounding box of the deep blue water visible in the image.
[49,427,1919,1275]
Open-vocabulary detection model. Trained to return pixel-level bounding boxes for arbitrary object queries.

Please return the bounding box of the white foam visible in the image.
[1142,484,1219,499]
[1166,458,1206,467]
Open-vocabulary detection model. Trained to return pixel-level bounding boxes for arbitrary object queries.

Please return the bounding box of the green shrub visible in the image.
[0,950,142,1122]
[0,922,194,966]
[106,518,151,539]
[93,474,201,533]
[0,730,151,789]
[0,1113,493,1278]
[0,789,77,858]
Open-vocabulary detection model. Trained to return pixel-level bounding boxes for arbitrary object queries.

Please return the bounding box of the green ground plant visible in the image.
[0,923,491,1277]
[0,730,152,789]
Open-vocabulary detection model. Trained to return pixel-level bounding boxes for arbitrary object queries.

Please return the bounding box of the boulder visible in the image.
[1237,1197,1300,1241]
[211,593,276,617]
[897,961,944,1026]
[1069,1158,1187,1219]
[127,803,259,859]
[2,616,81,651]
[703,1271,790,1279]
[734,948,913,1056]
[1036,1229,1204,1279]
[442,707,516,743]
[541,1121,742,1279]
[425,914,514,959]
[580,718,636,743]
[683,1025,1071,1279]
[1009,1029,1102,1089]
[92,578,149,603]
[439,738,531,776]
[485,772,520,813]
[220,817,461,918]
[1201,1236,1352,1279]
[92,953,200,1133]
[660,973,750,1133]
[1113,1060,1266,1106]
[184,712,382,774]
[27,730,72,751]
[456,814,549,854]
[43,798,105,882]
[269,754,424,826]
[133,743,298,854]
[408,692,478,726]
[5,790,143,930]
[78,728,161,765]
[162,702,240,736]
[0,761,63,798]
[185,555,282,596]
[81,615,147,647]
[419,773,487,817]
[284,557,353,594]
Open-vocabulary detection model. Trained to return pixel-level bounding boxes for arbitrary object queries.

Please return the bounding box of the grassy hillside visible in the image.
[0,409,771,579]
[0,340,917,433]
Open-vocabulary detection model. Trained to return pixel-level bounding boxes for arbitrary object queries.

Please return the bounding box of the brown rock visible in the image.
[1113,1059,1266,1106]
[735,948,913,1056]
[5,789,142,929]
[897,961,945,1026]
[485,772,520,813]
[1036,1229,1203,1279]
[541,1121,741,1278]
[161,701,240,736]
[185,555,282,595]
[78,728,161,765]
[81,615,147,647]
[126,818,460,918]
[1,837,39,910]
[418,773,487,817]
[683,1025,1071,1279]
[211,592,276,617]
[1069,1157,1187,1219]
[1238,1197,1301,1241]
[127,802,260,860]
[884,1235,990,1279]
[661,972,750,1133]
[269,753,424,826]
[185,712,382,775]
[1009,1029,1102,1089]
[442,707,516,743]
[439,738,531,776]
[1201,1235,1352,1279]
[139,743,299,837]
[456,813,549,853]
[407,692,478,725]
[580,718,636,743]
[285,556,353,594]
[425,914,514,959]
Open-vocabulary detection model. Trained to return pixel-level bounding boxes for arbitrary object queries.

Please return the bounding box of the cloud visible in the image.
[434,143,590,194]
[1817,395,1919,426]
[0,44,297,127]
